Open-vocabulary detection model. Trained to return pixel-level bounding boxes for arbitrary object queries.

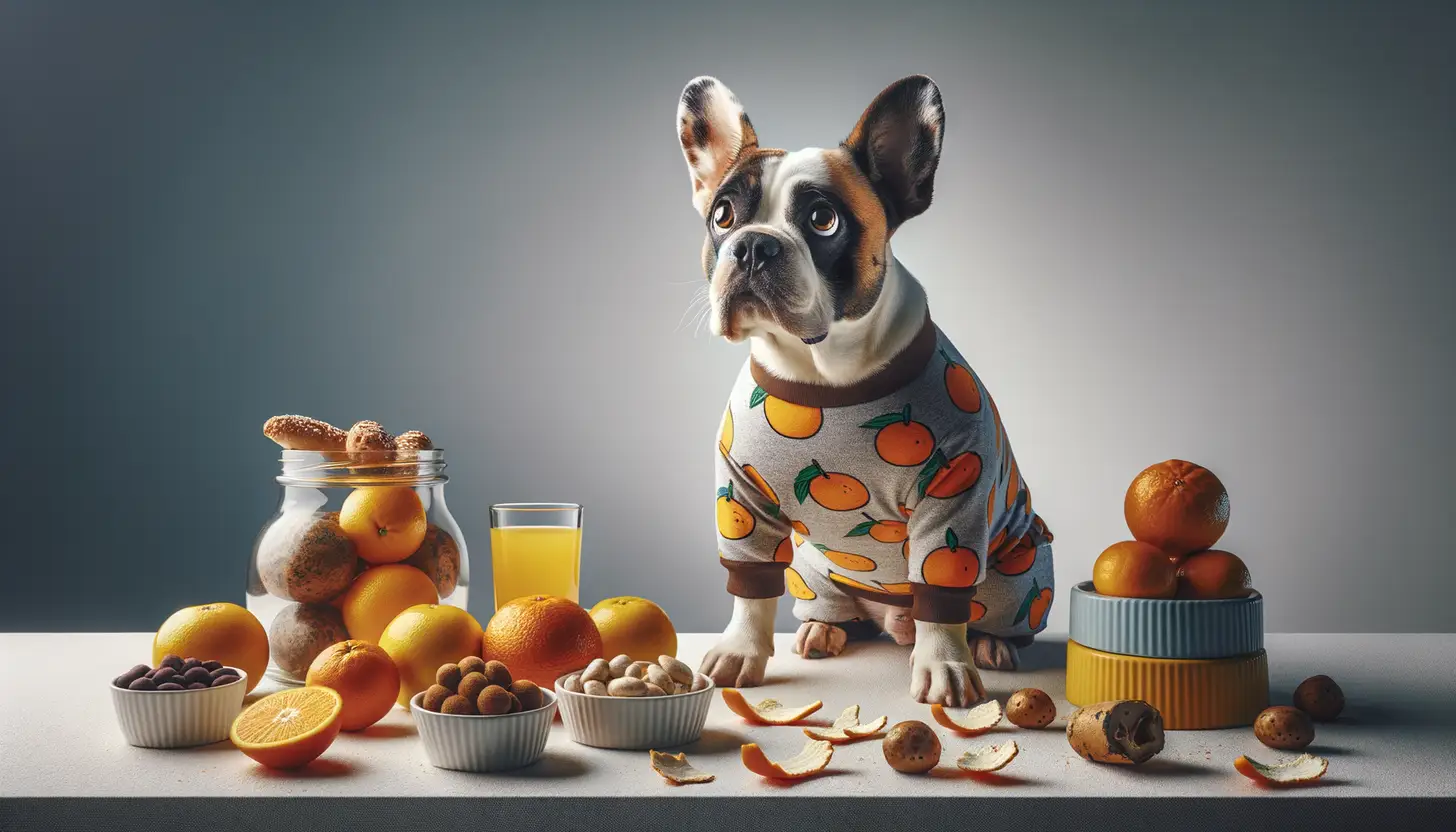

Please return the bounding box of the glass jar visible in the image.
[247,449,469,685]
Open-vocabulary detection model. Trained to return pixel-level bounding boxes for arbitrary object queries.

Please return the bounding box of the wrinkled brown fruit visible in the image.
[1067,700,1165,765]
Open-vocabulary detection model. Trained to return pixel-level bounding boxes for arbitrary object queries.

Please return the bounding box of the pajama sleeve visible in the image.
[715,443,794,599]
[903,445,997,624]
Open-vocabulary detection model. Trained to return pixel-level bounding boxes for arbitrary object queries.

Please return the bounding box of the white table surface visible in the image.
[2,632,1453,829]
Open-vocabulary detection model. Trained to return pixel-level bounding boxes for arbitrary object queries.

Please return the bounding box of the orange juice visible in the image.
[489,525,582,608]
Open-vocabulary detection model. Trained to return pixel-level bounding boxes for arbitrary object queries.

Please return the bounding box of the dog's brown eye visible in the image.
[808,204,838,236]
[713,199,735,229]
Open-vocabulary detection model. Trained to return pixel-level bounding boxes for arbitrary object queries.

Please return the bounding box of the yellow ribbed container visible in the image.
[1066,640,1269,730]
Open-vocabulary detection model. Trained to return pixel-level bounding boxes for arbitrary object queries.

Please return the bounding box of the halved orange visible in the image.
[231,687,343,769]
[721,688,822,724]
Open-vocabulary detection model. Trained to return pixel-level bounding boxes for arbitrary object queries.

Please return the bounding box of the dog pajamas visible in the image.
[715,317,1054,638]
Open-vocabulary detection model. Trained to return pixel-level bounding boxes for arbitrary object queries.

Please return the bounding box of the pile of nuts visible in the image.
[559,654,709,697]
[419,656,545,716]
[114,656,241,691]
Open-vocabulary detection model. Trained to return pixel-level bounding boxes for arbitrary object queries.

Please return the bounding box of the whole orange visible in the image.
[340,563,439,643]
[153,602,269,693]
[305,640,402,731]
[230,687,342,769]
[484,595,602,687]
[1092,541,1179,599]
[589,596,677,661]
[1176,550,1253,599]
[340,486,428,564]
[1124,460,1231,557]
[377,603,484,707]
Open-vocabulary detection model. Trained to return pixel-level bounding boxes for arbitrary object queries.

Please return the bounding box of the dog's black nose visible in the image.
[731,232,781,268]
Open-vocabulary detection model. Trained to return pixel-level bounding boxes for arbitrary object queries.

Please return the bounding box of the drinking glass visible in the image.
[488,503,582,609]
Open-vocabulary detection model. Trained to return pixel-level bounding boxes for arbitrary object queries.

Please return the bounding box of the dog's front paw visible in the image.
[908,622,987,707]
[792,622,847,659]
[700,630,772,688]
[968,631,1020,671]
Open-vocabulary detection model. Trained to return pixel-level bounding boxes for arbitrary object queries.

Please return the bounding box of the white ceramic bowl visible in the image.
[553,673,715,750]
[111,668,248,749]
[410,689,557,772]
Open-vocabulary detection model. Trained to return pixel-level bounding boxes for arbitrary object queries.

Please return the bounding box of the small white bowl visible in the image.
[111,668,248,749]
[410,689,557,772]
[553,673,715,750]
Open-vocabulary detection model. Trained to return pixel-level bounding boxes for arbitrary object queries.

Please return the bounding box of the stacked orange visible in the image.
[1094,460,1250,599]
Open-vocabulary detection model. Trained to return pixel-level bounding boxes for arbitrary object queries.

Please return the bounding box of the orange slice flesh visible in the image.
[1234,753,1329,786]
[803,704,888,743]
[955,740,1019,773]
[721,688,823,725]
[930,700,1004,736]
[741,739,834,779]
[650,750,715,784]
[230,687,343,770]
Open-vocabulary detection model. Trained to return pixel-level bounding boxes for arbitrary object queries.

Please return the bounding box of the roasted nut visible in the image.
[482,660,513,689]
[187,682,209,690]
[115,665,151,688]
[150,667,179,683]
[510,680,543,712]
[673,683,689,695]
[201,660,223,673]
[506,692,522,713]
[883,721,941,774]
[181,658,202,672]
[156,682,185,691]
[583,680,609,697]
[1255,706,1315,750]
[209,666,234,680]
[608,677,648,697]
[1006,688,1056,729]
[690,674,710,692]
[458,656,487,676]
[560,673,584,693]
[608,654,634,678]
[1292,675,1345,722]
[581,658,612,685]
[625,661,651,679]
[477,684,514,715]
[435,663,463,692]
[210,674,241,688]
[128,677,158,691]
[159,654,184,671]
[458,672,489,703]
[182,667,214,686]
[644,665,674,691]
[658,655,694,686]
[642,683,667,697]
[422,684,453,712]
[441,695,476,715]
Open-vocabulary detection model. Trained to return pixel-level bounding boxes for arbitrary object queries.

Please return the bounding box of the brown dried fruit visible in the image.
[159,655,184,671]
[150,667,179,683]
[256,512,359,603]
[510,680,543,712]
[1067,700,1165,765]
[182,666,214,686]
[114,665,151,688]
[458,672,489,703]
[181,658,203,672]
[187,682,209,690]
[883,721,941,773]
[435,663,463,692]
[422,684,453,712]
[156,682,185,691]
[201,660,223,672]
[128,677,158,691]
[1006,688,1056,729]
[441,695,476,715]
[403,526,461,597]
[458,656,486,676]
[1292,675,1345,722]
[477,684,514,715]
[1254,706,1314,750]
[482,660,513,689]
[268,602,349,679]
[209,674,241,688]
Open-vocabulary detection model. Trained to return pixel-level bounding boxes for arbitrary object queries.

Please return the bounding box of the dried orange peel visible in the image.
[955,740,1019,773]
[650,750,715,784]
[1234,753,1329,786]
[803,704,887,743]
[721,688,823,725]
[741,739,834,779]
[930,699,1004,736]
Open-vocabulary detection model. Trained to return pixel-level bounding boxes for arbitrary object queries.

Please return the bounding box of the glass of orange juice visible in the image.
[488,503,582,609]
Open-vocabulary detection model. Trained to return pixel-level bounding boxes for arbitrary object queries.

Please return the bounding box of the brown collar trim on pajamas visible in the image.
[835,582,913,609]
[749,313,938,408]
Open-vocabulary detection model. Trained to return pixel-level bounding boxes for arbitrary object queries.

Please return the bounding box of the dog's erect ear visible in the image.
[677,76,759,216]
[844,75,944,230]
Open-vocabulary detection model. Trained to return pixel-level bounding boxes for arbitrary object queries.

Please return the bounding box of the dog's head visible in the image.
[676,75,944,344]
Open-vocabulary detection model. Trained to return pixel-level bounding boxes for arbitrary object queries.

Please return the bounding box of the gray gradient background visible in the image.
[4,1,1453,635]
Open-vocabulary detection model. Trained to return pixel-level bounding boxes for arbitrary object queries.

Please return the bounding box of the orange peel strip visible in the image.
[721,688,823,725]
[650,750,715,784]
[930,699,1004,736]
[740,739,834,779]
[1234,753,1329,786]
[803,704,888,743]
[955,740,1019,773]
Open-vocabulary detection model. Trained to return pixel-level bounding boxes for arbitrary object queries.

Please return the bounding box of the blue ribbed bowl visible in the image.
[1068,581,1263,659]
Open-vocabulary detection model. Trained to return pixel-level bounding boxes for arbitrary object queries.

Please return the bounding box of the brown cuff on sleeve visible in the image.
[911,584,978,624]
[721,560,789,599]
